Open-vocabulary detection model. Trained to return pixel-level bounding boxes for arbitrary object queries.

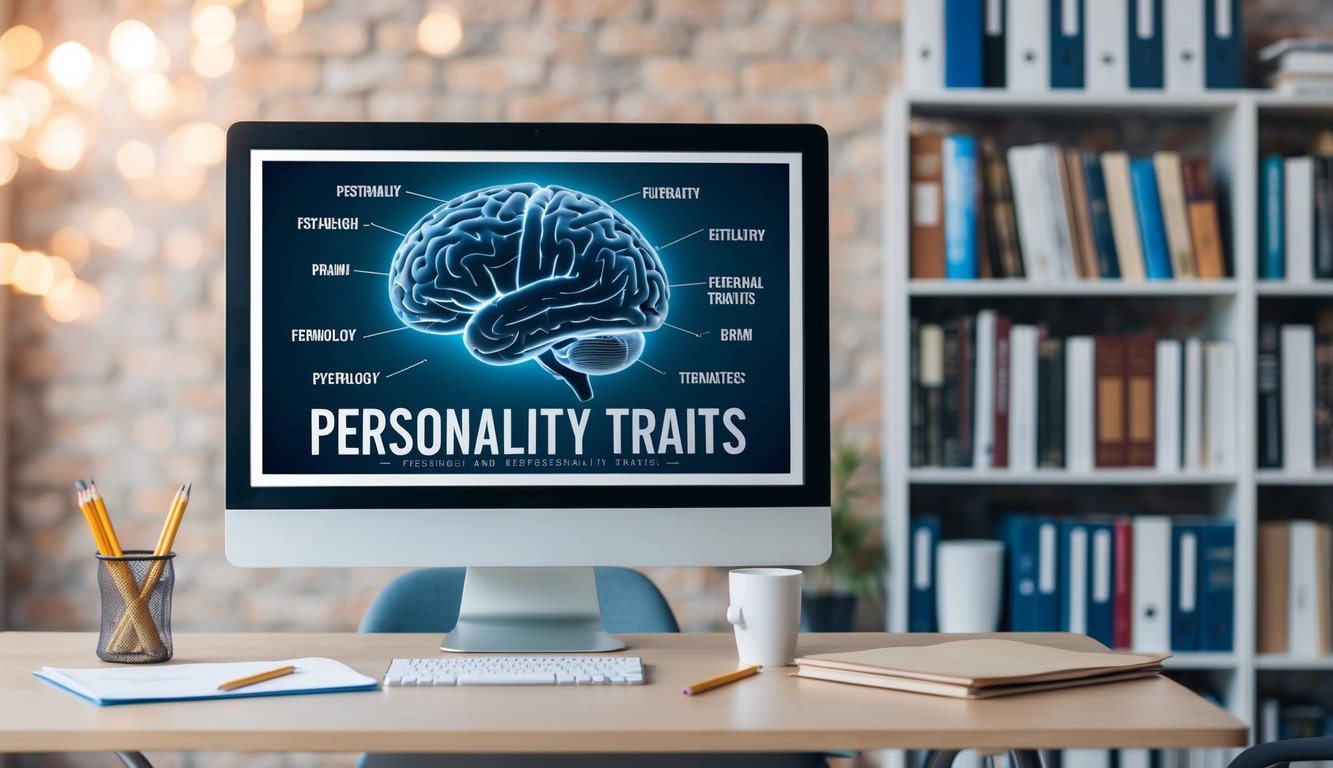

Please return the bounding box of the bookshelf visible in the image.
[883,89,1333,751]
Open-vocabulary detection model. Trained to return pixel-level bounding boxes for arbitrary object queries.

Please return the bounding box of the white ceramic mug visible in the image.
[726,567,802,667]
[935,539,1006,633]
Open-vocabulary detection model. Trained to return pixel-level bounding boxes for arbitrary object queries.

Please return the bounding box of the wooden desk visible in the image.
[0,632,1246,757]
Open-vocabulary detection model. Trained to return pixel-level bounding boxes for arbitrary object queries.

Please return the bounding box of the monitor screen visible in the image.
[226,123,829,564]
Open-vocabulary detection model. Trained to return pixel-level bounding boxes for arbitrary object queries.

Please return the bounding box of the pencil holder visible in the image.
[95,550,174,663]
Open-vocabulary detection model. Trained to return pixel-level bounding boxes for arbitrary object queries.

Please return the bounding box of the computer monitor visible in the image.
[225,122,831,651]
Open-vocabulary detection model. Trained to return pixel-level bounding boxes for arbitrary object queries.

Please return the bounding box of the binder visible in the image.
[946,0,986,88]
[1131,516,1171,652]
[984,0,1007,87]
[1127,0,1164,89]
[1062,521,1090,635]
[1198,522,1235,652]
[1003,515,1060,631]
[909,516,941,632]
[1170,524,1201,652]
[1084,0,1127,92]
[1035,518,1061,631]
[1261,154,1285,280]
[1129,157,1173,280]
[1087,522,1116,648]
[1164,0,1205,92]
[904,0,945,91]
[1204,0,1242,89]
[1050,0,1084,88]
[1007,0,1050,91]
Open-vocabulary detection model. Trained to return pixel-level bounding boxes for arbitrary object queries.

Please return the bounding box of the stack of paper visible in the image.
[794,639,1167,700]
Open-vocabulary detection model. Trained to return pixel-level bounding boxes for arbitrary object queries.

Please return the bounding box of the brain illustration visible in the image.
[388,183,669,401]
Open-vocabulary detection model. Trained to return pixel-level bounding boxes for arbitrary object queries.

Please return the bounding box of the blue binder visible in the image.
[1262,154,1286,280]
[1129,158,1173,280]
[944,135,979,280]
[1205,0,1242,89]
[908,516,940,632]
[1049,0,1084,88]
[1060,521,1090,634]
[1127,0,1164,89]
[1199,522,1235,652]
[945,0,985,87]
[1003,514,1060,631]
[1085,521,1116,648]
[1082,152,1121,279]
[1170,524,1203,652]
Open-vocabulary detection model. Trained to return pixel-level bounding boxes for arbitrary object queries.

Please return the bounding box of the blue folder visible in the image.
[1049,0,1084,88]
[909,516,941,632]
[1205,0,1243,88]
[1171,524,1203,652]
[945,0,986,88]
[1127,0,1164,89]
[1199,523,1235,652]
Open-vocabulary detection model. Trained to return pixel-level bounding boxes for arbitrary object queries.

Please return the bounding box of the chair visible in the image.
[358,567,827,768]
[1225,737,1333,768]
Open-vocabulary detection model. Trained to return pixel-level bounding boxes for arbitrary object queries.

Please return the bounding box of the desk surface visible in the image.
[0,632,1247,754]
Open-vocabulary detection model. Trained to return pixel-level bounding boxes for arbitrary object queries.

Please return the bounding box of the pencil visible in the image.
[74,482,109,555]
[88,479,123,557]
[107,483,191,651]
[681,665,760,696]
[218,664,296,692]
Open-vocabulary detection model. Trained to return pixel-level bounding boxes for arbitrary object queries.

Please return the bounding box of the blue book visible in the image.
[1199,522,1235,652]
[945,0,985,87]
[1081,152,1120,279]
[1262,154,1286,280]
[1127,0,1164,89]
[1129,158,1173,280]
[1204,0,1242,89]
[1049,0,1084,88]
[1085,521,1116,648]
[908,516,940,632]
[943,135,979,280]
[1060,521,1090,634]
[1170,524,1203,652]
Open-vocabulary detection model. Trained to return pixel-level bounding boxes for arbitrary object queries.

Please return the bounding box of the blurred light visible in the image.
[115,140,156,180]
[124,226,159,264]
[0,25,42,70]
[93,208,134,248]
[162,163,206,201]
[35,115,87,170]
[174,77,209,114]
[50,226,90,267]
[264,0,304,34]
[0,95,28,141]
[0,242,21,284]
[164,227,204,268]
[191,42,234,78]
[46,255,75,298]
[109,20,156,73]
[67,56,110,108]
[192,4,236,46]
[418,9,463,57]
[46,41,92,90]
[173,122,224,165]
[44,279,101,323]
[152,38,171,73]
[12,250,54,295]
[0,145,17,186]
[10,78,51,126]
[128,73,174,119]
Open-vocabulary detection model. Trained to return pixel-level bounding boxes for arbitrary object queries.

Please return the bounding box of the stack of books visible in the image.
[1259,141,1333,282]
[793,638,1167,699]
[1261,38,1333,98]
[911,136,1227,282]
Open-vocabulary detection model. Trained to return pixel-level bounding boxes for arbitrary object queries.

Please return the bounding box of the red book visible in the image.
[1095,336,1128,467]
[1113,517,1134,650]
[910,133,946,279]
[1125,335,1156,467]
[992,315,1011,468]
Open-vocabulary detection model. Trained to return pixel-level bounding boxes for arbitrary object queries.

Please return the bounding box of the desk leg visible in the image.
[1010,750,1044,768]
[115,751,153,768]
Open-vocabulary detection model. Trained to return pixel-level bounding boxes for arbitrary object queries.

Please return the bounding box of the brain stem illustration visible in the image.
[388,183,670,401]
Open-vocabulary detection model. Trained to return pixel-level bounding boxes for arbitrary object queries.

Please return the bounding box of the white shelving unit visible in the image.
[882,88,1333,748]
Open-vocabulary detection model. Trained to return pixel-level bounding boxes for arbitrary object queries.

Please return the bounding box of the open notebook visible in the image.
[794,639,1169,699]
[34,656,378,705]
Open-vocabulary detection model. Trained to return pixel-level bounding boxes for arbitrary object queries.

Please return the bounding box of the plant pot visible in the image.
[800,592,857,632]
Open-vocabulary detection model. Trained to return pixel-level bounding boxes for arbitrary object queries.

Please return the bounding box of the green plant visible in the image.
[811,434,886,598]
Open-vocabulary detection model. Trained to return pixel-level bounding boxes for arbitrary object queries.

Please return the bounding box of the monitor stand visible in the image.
[441,566,625,652]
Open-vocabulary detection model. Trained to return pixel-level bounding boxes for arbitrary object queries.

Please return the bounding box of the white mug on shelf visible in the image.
[935,539,1006,633]
[726,567,802,667]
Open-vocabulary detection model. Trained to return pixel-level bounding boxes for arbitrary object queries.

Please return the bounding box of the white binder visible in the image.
[1131,516,1172,652]
[1164,0,1205,92]
[1007,0,1050,91]
[904,0,944,91]
[1085,0,1128,92]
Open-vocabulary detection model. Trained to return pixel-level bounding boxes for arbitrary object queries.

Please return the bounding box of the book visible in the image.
[1126,335,1156,467]
[1102,152,1147,281]
[1281,325,1316,473]
[1256,521,1291,654]
[33,657,378,706]
[1183,338,1205,470]
[942,318,963,466]
[921,324,946,467]
[1261,154,1285,279]
[1288,520,1331,656]
[1204,340,1236,469]
[911,318,925,467]
[1132,516,1172,652]
[944,135,980,280]
[1258,321,1283,469]
[793,638,1167,700]
[910,134,946,279]
[1198,522,1235,652]
[957,314,975,466]
[909,516,941,632]
[974,310,997,468]
[1066,148,1101,279]
[1170,524,1202,652]
[1003,514,1060,631]
[1037,336,1066,468]
[1286,156,1314,284]
[1045,144,1078,280]
[982,138,1024,278]
[1113,517,1134,649]
[1155,339,1182,471]
[1010,324,1040,471]
[1181,158,1226,279]
[1130,157,1173,280]
[1082,151,1121,278]
[1095,335,1127,467]
[994,314,1012,468]
[1009,144,1062,280]
[1063,521,1091,634]
[945,0,985,87]
[1154,152,1197,279]
[1319,309,1333,469]
[1317,156,1333,279]
[1067,336,1096,472]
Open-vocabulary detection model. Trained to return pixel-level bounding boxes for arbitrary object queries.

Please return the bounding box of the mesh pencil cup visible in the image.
[95,550,174,663]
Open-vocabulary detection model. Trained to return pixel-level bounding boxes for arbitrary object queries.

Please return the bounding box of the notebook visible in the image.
[794,638,1168,699]
[34,656,378,705]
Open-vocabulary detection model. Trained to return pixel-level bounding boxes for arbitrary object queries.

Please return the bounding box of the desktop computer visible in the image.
[224,122,831,651]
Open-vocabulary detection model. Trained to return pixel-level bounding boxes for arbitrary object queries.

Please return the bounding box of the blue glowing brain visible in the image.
[388,183,669,401]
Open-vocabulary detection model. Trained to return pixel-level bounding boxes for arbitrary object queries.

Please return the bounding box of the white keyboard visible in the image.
[383,656,645,686]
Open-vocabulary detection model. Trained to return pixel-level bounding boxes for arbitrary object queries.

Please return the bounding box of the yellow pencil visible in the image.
[682,665,760,696]
[218,664,296,692]
[88,479,123,557]
[154,484,186,556]
[74,482,109,555]
[107,483,191,651]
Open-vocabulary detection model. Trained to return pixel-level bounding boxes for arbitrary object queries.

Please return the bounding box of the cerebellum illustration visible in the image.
[388,183,669,401]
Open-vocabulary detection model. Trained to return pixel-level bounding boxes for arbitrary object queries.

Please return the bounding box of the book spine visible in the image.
[1010,325,1040,471]
[1262,154,1286,280]
[1205,341,1236,470]
[1126,335,1157,468]
[1088,524,1116,647]
[1035,518,1061,630]
[1046,144,1078,280]
[1286,156,1314,284]
[942,319,961,466]
[1317,310,1333,469]
[1183,337,1205,469]
[1003,515,1037,631]
[1113,517,1134,649]
[1063,521,1090,633]
[978,143,1005,280]
[1082,152,1121,278]
[945,0,986,87]
[911,134,946,280]
[1010,145,1056,280]
[1129,157,1174,280]
[909,516,941,632]
[1038,337,1066,468]
[921,324,946,467]
[1164,0,1205,93]
[1181,157,1227,279]
[994,315,1012,468]
[911,318,925,467]
[1282,325,1316,472]
[1258,321,1284,469]
[1288,521,1323,656]
[983,139,1025,278]
[1132,516,1172,652]
[1317,156,1333,279]
[1050,0,1085,88]
[1095,335,1128,468]
[1102,151,1146,281]
[1257,522,1290,654]
[1007,0,1051,91]
[1084,0,1128,92]
[1171,524,1202,651]
[1154,152,1197,279]
[944,136,980,280]
[1066,336,1096,472]
[974,311,997,468]
[957,314,975,466]
[1199,522,1235,652]
[1155,339,1182,471]
[1127,0,1164,89]
[983,0,1007,87]
[1066,148,1101,280]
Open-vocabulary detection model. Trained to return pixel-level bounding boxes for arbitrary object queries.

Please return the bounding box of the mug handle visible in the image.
[726,605,744,627]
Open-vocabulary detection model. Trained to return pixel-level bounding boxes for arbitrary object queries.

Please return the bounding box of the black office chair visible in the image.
[1225,737,1333,768]
[357,567,828,768]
